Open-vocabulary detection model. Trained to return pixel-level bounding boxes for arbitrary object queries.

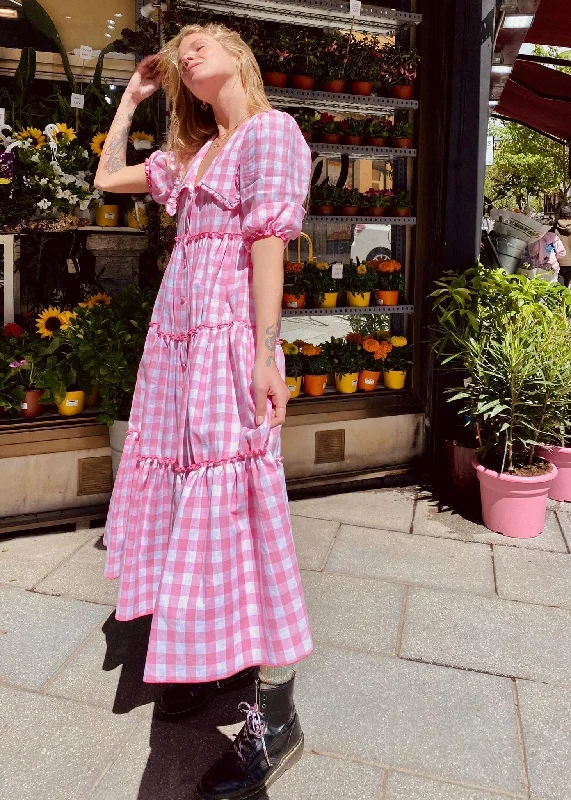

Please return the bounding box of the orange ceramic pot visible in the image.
[390,84,414,99]
[20,388,44,418]
[358,370,381,391]
[375,290,399,306]
[263,71,287,87]
[291,75,315,90]
[364,207,385,217]
[303,374,327,396]
[321,79,345,92]
[350,81,373,96]
[282,293,306,309]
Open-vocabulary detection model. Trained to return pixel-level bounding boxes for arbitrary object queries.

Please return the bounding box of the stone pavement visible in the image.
[2,488,571,800]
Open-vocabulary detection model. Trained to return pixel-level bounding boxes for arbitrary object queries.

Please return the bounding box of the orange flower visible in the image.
[379,260,402,273]
[362,337,380,354]
[292,339,307,347]
[374,341,393,360]
[345,332,363,345]
[301,344,322,357]
[284,261,303,274]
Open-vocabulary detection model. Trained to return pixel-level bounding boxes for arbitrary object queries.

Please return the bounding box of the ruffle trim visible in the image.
[175,231,244,245]
[144,158,153,196]
[243,229,291,249]
[150,319,252,342]
[135,448,284,475]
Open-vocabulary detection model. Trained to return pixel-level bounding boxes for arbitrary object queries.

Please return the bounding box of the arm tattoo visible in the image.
[104,112,133,175]
[263,323,277,367]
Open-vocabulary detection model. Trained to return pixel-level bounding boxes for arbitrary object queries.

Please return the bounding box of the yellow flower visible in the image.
[60,311,77,326]
[55,123,76,142]
[84,292,112,308]
[316,261,330,271]
[129,131,155,145]
[36,307,69,338]
[90,132,107,156]
[17,127,46,149]
[390,336,408,347]
[356,264,367,275]
[289,344,299,355]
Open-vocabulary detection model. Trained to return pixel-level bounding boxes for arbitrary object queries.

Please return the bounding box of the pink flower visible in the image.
[9,359,27,368]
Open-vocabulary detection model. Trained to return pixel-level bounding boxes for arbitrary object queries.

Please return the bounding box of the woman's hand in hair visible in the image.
[125,55,162,105]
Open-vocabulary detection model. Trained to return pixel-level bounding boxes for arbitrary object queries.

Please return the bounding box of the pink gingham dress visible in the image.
[103,110,313,683]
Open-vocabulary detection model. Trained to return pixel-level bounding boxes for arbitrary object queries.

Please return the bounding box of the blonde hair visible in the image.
[157,23,272,166]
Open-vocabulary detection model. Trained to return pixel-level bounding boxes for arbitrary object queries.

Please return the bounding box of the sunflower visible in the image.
[17,127,46,149]
[315,261,330,271]
[90,132,107,156]
[84,292,112,308]
[390,336,408,347]
[129,131,155,150]
[356,264,368,275]
[55,122,76,142]
[36,307,70,338]
[61,311,77,326]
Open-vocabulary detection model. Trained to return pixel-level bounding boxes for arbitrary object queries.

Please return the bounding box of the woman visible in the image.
[94,24,313,799]
[527,228,566,275]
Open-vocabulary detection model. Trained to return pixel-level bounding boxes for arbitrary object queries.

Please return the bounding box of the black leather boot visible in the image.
[155,667,255,722]
[196,675,303,800]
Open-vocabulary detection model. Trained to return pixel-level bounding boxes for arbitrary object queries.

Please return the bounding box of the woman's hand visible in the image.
[124,55,162,105]
[252,360,290,429]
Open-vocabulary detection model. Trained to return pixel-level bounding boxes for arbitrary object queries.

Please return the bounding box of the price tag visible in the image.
[79,45,93,60]
[66,399,79,407]
[349,0,362,17]
[0,108,5,127]
[71,93,85,109]
[332,262,344,279]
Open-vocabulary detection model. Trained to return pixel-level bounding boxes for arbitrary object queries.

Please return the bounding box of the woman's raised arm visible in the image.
[94,56,162,194]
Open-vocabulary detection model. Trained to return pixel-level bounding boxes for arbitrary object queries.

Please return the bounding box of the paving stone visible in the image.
[0,528,95,589]
[384,771,520,800]
[295,644,523,793]
[289,488,416,533]
[494,546,571,609]
[401,586,571,685]
[0,586,110,690]
[554,510,571,552]
[35,535,118,605]
[325,524,495,596]
[517,680,571,800]
[291,515,339,571]
[301,571,403,654]
[269,753,383,800]
[413,499,567,553]
[0,684,135,800]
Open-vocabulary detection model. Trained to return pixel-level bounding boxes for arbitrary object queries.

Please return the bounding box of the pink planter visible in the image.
[472,458,557,538]
[537,445,571,501]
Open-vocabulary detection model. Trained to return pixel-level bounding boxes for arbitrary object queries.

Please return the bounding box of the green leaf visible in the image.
[22,0,77,90]
[93,42,116,90]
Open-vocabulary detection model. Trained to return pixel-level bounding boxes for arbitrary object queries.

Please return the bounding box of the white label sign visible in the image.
[0,108,5,127]
[364,378,375,385]
[349,0,362,16]
[79,45,93,60]
[331,262,344,279]
[66,399,79,407]
[486,135,494,166]
[104,212,115,219]
[20,403,27,410]
[71,93,85,109]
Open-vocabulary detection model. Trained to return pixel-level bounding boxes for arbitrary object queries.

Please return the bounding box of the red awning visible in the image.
[525,0,571,47]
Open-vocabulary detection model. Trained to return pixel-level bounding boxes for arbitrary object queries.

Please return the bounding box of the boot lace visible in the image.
[234,702,270,766]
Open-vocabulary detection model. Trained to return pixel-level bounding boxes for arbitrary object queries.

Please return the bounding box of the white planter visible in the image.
[109,420,129,480]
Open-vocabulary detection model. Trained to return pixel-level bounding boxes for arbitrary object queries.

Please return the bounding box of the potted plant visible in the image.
[383,336,412,390]
[254,31,293,87]
[327,334,365,394]
[381,44,420,99]
[337,187,362,216]
[300,343,331,396]
[319,29,348,92]
[342,259,377,307]
[390,190,412,217]
[339,117,366,146]
[364,117,391,147]
[362,188,393,217]
[371,259,404,306]
[390,121,414,149]
[282,260,308,308]
[281,340,303,398]
[5,339,48,418]
[314,113,343,145]
[289,30,321,90]
[306,259,340,308]
[310,181,339,215]
[358,335,392,391]
[291,110,319,143]
[345,35,377,96]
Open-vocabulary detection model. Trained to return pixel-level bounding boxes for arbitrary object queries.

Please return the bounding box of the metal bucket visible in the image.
[493,234,528,274]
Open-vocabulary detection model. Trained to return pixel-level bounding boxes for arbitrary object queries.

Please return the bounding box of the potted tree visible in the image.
[364,117,391,147]
[314,113,343,144]
[372,259,404,306]
[362,188,393,217]
[342,259,377,307]
[281,341,303,398]
[340,117,366,146]
[282,260,308,308]
[300,343,331,397]
[336,187,362,216]
[390,122,414,149]
[383,336,412,390]
[390,190,412,217]
[310,181,339,215]
[306,260,340,308]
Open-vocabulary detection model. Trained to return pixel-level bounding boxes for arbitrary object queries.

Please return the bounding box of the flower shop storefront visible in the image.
[0,0,493,527]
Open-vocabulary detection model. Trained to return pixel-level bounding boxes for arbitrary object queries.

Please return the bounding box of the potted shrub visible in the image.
[306,260,340,308]
[337,187,362,216]
[390,190,412,217]
[362,188,393,217]
[340,117,366,146]
[291,110,319,143]
[282,260,308,308]
[300,343,331,396]
[383,336,412,390]
[381,44,420,99]
[390,121,414,149]
[371,259,404,306]
[310,181,339,215]
[281,340,303,398]
[314,113,343,144]
[319,29,348,92]
[358,335,392,391]
[342,259,377,307]
[364,117,391,147]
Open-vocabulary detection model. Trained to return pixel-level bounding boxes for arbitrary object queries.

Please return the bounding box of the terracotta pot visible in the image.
[346,291,371,307]
[391,138,413,149]
[365,136,387,147]
[537,445,571,502]
[301,131,313,142]
[390,84,414,99]
[473,457,556,538]
[342,135,363,146]
[317,291,339,308]
[349,80,373,96]
[84,385,100,407]
[383,370,407,390]
[320,133,342,144]
[263,71,287,87]
[311,204,334,215]
[282,293,306,309]
[20,388,44,418]
[390,208,411,217]
[57,389,85,417]
[335,373,359,394]
[285,376,302,399]
[364,206,386,217]
[375,290,399,306]
[321,79,345,92]
[290,74,314,90]
[95,204,119,227]
[358,370,381,391]
[339,206,359,216]
[303,374,327,396]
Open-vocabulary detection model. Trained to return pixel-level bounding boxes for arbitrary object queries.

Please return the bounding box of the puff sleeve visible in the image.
[144,149,180,215]
[240,110,312,251]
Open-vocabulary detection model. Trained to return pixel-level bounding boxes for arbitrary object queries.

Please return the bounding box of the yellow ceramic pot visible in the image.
[57,390,85,416]
[335,373,359,393]
[384,370,407,390]
[346,291,371,308]
[285,376,302,398]
[95,204,119,227]
[317,291,338,309]
[127,202,148,230]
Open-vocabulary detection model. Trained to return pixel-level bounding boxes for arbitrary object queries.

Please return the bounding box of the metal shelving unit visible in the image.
[189,0,421,34]
[309,143,416,159]
[305,215,416,225]
[282,304,413,316]
[266,86,418,115]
